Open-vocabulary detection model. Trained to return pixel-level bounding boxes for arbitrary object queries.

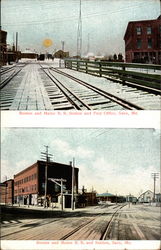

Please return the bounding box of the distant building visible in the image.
[124,15,161,64]
[155,193,161,202]
[96,192,116,203]
[54,50,69,59]
[0,29,7,65]
[126,194,137,203]
[138,190,153,203]
[14,160,79,206]
[21,49,37,59]
[0,179,14,205]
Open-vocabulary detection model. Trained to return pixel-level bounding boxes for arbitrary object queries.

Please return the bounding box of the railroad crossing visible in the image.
[1,59,161,110]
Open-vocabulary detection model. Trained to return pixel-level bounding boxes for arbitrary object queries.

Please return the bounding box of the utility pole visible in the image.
[87,33,90,54]
[41,146,53,208]
[48,178,66,211]
[71,159,75,210]
[151,173,159,202]
[61,41,65,51]
[16,32,18,62]
[77,0,82,58]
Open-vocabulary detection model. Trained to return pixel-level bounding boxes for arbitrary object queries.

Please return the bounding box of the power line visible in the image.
[2,2,156,27]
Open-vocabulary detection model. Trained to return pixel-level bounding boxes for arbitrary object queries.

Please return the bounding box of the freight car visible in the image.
[38,54,45,61]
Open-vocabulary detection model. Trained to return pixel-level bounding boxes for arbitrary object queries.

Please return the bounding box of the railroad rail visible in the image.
[0,65,16,75]
[100,204,126,240]
[0,63,27,89]
[42,66,144,110]
[50,67,160,110]
[59,204,126,240]
[64,59,161,94]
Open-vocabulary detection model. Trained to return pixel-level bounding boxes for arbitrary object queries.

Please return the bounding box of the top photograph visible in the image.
[0,0,161,111]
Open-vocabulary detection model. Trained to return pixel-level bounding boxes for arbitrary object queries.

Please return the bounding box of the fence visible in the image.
[64,59,161,91]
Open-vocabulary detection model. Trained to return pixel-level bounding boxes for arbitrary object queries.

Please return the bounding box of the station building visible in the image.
[124,15,161,64]
[138,190,153,203]
[0,179,14,204]
[14,160,79,206]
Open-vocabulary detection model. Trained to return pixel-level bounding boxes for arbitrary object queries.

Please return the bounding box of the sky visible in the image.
[1,0,160,56]
[1,128,160,197]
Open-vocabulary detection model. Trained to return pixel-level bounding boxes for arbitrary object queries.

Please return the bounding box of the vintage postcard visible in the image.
[0,111,161,250]
[0,0,161,250]
[0,0,161,110]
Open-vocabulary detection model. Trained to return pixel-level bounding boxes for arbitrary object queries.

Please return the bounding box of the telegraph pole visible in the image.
[151,173,159,202]
[71,159,75,210]
[16,32,18,62]
[77,0,82,58]
[61,41,65,51]
[87,33,90,54]
[41,146,53,208]
[48,178,66,211]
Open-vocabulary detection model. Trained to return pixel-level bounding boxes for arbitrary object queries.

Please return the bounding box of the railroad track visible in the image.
[51,67,161,110]
[60,204,126,240]
[40,65,144,110]
[0,63,27,89]
[0,63,28,110]
[0,65,16,75]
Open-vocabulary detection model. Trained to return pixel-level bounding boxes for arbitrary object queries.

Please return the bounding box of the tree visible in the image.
[118,53,123,61]
[113,54,117,61]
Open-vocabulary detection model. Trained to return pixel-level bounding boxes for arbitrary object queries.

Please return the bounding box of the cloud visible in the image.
[1,159,31,182]
[51,139,94,159]
[79,157,160,197]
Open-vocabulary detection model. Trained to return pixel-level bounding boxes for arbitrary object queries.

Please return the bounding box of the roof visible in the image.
[14,160,79,178]
[21,49,36,54]
[138,190,153,198]
[96,192,114,197]
[124,16,161,39]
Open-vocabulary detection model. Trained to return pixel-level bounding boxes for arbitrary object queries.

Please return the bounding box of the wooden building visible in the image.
[138,190,153,203]
[124,15,161,64]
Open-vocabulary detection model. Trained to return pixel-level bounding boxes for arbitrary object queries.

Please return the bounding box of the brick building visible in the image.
[14,160,79,205]
[0,29,7,65]
[124,15,161,64]
[0,179,14,204]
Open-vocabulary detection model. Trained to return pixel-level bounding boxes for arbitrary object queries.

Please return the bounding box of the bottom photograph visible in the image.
[0,128,160,242]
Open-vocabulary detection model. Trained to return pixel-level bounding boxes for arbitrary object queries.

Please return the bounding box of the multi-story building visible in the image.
[0,29,7,65]
[14,160,79,205]
[124,15,161,64]
[0,179,14,204]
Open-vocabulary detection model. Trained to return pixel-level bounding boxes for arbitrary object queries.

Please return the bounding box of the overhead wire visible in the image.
[1,2,156,27]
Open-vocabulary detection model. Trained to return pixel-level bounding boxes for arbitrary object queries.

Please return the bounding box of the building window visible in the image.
[148,38,152,48]
[137,39,142,49]
[136,27,141,35]
[147,26,152,34]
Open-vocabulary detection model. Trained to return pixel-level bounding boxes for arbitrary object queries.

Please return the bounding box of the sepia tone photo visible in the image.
[0,0,161,110]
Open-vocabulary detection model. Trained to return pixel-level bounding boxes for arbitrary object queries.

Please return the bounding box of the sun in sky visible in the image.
[43,39,53,48]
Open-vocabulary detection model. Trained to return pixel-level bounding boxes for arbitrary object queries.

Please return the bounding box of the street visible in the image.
[1,203,160,240]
